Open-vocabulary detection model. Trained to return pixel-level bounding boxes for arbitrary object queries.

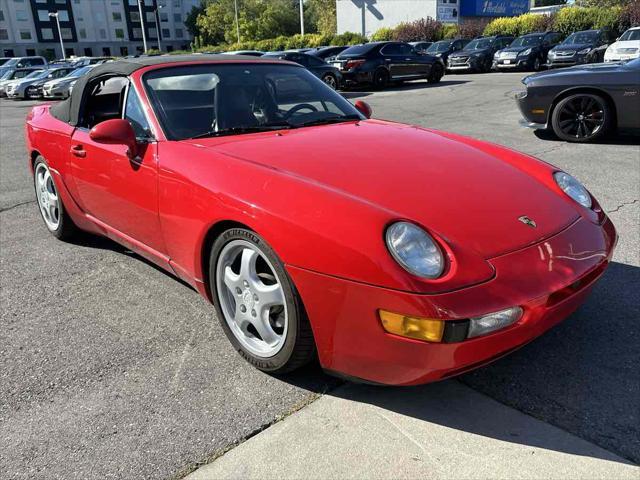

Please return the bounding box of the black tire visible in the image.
[551,93,612,143]
[33,156,77,240]
[373,68,389,89]
[532,57,541,72]
[321,73,338,90]
[428,63,444,84]
[209,227,315,374]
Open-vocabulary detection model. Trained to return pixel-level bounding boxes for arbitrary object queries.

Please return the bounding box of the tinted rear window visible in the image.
[339,44,375,56]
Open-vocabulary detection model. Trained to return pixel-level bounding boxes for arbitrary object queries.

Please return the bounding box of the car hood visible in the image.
[45,77,74,87]
[188,120,578,258]
[551,43,594,52]
[450,48,491,57]
[526,61,622,81]
[500,46,538,54]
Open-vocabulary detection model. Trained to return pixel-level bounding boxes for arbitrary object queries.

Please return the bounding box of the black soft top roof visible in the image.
[49,54,286,126]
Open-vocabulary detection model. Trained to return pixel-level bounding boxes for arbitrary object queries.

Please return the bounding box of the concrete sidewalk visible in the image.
[186,380,638,480]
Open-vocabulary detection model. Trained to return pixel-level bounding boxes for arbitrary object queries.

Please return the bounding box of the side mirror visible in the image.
[354,100,372,119]
[89,119,138,159]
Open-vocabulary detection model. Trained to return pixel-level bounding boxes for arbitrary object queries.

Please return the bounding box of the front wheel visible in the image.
[533,57,541,71]
[322,73,338,90]
[373,68,389,89]
[210,228,315,374]
[551,93,611,143]
[428,63,444,84]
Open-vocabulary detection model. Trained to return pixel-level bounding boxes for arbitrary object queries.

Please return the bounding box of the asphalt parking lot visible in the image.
[1,72,638,478]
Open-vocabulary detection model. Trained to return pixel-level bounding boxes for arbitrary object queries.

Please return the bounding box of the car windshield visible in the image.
[510,35,543,47]
[339,44,375,56]
[427,41,452,53]
[0,69,14,80]
[67,66,91,78]
[143,63,363,141]
[619,29,640,41]
[562,32,598,44]
[24,70,48,80]
[465,39,493,50]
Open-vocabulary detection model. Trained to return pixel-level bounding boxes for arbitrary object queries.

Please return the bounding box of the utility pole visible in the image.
[299,0,304,36]
[138,0,148,53]
[48,12,65,60]
[155,4,163,51]
[234,0,240,43]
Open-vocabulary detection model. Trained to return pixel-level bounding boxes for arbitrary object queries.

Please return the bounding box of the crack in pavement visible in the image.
[0,199,35,213]
[606,199,639,214]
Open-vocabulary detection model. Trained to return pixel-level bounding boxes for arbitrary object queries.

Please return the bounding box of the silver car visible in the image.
[0,68,42,96]
[6,66,76,99]
[42,65,94,99]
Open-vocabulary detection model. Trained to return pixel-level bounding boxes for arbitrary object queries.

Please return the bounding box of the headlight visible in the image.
[519,48,532,56]
[554,172,592,209]
[578,47,592,55]
[385,221,444,279]
[494,51,501,59]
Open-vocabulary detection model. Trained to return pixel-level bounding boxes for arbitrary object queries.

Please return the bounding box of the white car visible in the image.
[604,27,640,62]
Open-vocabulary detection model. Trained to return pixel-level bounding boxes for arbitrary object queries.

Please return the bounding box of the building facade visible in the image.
[0,0,201,59]
[337,0,530,37]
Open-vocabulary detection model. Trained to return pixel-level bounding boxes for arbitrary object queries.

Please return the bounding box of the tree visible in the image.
[305,0,337,35]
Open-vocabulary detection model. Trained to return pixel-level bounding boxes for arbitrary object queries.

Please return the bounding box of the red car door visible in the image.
[69,78,166,255]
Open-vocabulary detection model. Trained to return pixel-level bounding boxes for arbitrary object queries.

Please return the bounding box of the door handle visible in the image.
[70,144,86,158]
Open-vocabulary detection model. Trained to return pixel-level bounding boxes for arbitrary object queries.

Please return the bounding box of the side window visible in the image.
[81,76,128,129]
[31,58,44,66]
[308,56,326,67]
[381,44,402,56]
[398,44,413,56]
[124,86,152,139]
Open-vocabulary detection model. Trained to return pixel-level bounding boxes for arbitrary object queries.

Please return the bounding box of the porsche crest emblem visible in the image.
[518,216,537,228]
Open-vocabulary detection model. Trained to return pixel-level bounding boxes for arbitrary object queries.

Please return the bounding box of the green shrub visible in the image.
[553,6,622,36]
[442,24,459,39]
[484,17,520,36]
[371,27,396,41]
[331,31,368,45]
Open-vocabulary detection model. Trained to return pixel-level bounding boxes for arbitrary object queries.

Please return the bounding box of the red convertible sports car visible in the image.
[26,55,616,385]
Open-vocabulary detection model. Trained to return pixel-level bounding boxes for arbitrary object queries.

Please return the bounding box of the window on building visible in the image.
[111,1,120,5]
[58,10,69,21]
[0,30,8,41]
[0,10,5,21]
[76,15,83,21]
[175,28,183,38]
[173,13,181,22]
[173,1,180,7]
[37,10,50,21]
[35,0,47,3]
[132,27,142,39]
[112,12,122,22]
[146,12,155,23]
[148,27,157,39]
[166,45,173,52]
[131,11,140,22]
[61,27,72,40]
[26,48,36,55]
[19,30,32,40]
[102,47,111,56]
[4,49,15,56]
[65,47,74,56]
[115,28,125,39]
[120,46,128,56]
[56,0,67,4]
[160,12,168,22]
[16,10,28,21]
[84,47,92,56]
[99,28,107,39]
[162,28,170,38]
[79,28,86,39]
[13,0,25,3]
[41,28,54,40]
[128,0,137,5]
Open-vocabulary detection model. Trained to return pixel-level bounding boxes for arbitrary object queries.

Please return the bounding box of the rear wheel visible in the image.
[33,157,77,240]
[373,68,389,89]
[322,73,338,90]
[428,63,444,84]
[551,93,611,143]
[210,228,315,374]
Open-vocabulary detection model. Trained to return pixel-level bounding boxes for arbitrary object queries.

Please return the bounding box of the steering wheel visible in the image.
[284,103,318,119]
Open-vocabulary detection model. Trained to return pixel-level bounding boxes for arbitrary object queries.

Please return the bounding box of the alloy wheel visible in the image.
[556,95,605,140]
[323,74,337,89]
[216,240,288,358]
[34,162,60,231]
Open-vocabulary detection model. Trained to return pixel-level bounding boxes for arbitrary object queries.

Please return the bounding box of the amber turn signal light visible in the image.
[379,310,445,343]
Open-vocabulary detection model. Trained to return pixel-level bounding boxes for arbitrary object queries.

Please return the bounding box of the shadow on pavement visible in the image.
[534,128,640,146]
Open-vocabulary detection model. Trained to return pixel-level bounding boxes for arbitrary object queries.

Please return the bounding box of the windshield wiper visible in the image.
[188,122,294,140]
[295,114,361,128]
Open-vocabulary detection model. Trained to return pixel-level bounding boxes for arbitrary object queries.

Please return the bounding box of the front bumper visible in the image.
[42,85,69,98]
[494,56,534,70]
[545,53,589,68]
[289,216,616,385]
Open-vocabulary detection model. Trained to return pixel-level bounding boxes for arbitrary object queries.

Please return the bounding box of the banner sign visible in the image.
[460,0,529,17]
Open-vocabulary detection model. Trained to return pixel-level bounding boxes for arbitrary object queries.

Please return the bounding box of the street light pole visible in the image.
[299,0,304,36]
[138,0,148,53]
[49,12,65,60]
[234,0,240,43]
[154,5,163,52]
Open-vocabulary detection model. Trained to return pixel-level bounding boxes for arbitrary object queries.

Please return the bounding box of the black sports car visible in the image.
[515,58,640,142]
[493,32,562,71]
[447,35,514,73]
[546,29,612,68]
[262,51,342,89]
[332,41,445,88]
